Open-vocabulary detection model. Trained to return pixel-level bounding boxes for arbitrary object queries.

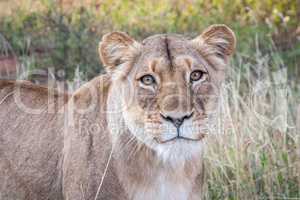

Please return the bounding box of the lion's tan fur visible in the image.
[0,24,235,200]
[0,80,68,199]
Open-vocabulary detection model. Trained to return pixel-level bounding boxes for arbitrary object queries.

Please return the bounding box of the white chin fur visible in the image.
[155,140,204,167]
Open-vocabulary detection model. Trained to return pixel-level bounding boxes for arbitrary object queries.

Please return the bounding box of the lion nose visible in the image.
[160,112,193,128]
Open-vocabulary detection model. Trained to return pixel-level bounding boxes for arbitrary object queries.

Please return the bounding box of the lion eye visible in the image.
[190,70,205,82]
[140,74,155,85]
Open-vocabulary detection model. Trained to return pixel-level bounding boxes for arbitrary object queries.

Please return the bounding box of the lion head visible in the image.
[99,24,236,163]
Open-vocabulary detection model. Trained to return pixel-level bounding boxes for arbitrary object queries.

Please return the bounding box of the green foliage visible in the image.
[0,4,102,79]
[0,0,298,80]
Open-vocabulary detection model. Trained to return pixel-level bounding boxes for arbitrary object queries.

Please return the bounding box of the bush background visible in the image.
[0,0,299,81]
[0,0,299,199]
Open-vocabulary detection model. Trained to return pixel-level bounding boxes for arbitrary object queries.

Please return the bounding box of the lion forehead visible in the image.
[141,34,194,56]
[132,34,201,74]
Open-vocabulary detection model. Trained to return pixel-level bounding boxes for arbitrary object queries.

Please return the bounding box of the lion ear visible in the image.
[99,32,141,70]
[192,24,236,63]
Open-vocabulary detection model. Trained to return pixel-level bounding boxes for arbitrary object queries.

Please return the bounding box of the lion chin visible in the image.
[0,24,235,200]
[121,108,205,166]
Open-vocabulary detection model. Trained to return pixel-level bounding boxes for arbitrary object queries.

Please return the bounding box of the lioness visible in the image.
[0,24,235,200]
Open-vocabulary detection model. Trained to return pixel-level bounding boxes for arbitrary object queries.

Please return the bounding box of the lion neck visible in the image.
[111,129,203,200]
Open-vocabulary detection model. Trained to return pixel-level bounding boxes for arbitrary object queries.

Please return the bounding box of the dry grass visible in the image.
[204,47,300,199]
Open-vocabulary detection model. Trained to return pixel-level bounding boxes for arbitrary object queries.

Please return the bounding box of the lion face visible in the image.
[100,25,236,162]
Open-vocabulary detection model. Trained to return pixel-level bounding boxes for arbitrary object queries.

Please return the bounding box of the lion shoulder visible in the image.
[0,79,70,135]
[0,79,70,105]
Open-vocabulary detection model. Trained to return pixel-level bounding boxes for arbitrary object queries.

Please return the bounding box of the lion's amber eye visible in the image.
[190,70,205,82]
[140,74,155,85]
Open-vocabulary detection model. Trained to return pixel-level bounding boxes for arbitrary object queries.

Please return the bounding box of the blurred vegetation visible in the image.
[0,0,299,80]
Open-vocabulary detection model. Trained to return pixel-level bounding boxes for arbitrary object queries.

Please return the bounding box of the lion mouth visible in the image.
[154,134,205,144]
